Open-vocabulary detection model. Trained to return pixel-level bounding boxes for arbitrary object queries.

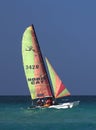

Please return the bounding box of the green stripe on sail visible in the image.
[57,88,70,98]
[22,27,36,99]
[45,58,56,95]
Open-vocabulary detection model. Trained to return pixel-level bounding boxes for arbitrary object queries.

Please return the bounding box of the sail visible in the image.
[22,25,52,99]
[45,58,70,98]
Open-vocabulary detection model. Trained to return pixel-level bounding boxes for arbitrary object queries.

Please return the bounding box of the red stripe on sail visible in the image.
[55,82,65,98]
[31,26,52,98]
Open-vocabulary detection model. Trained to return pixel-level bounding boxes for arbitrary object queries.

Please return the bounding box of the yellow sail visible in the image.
[22,25,52,99]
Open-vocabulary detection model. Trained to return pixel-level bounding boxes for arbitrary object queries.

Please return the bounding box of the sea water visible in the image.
[0,96,96,130]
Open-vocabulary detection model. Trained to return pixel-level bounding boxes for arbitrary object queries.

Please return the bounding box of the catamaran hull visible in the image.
[49,101,80,109]
[28,101,80,109]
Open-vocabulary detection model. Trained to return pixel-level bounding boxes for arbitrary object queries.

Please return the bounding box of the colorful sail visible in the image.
[22,25,52,99]
[45,58,70,98]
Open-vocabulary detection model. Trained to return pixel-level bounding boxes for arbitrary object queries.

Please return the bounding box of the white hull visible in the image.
[28,101,80,109]
[49,101,80,109]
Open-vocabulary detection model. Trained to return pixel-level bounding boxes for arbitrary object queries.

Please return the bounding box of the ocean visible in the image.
[0,96,96,130]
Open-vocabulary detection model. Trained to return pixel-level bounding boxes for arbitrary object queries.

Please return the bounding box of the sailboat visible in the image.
[22,25,79,109]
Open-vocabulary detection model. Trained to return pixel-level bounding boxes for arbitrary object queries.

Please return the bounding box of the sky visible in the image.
[0,0,96,95]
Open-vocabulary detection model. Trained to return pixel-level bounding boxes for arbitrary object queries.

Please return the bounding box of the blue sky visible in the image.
[0,0,96,95]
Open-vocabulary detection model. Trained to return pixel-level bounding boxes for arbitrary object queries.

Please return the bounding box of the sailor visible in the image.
[37,99,44,106]
[44,97,53,107]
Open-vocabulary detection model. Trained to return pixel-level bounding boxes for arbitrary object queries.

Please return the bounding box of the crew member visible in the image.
[37,99,44,106]
[44,97,53,107]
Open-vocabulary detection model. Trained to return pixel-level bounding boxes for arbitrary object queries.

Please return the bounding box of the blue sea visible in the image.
[0,96,96,130]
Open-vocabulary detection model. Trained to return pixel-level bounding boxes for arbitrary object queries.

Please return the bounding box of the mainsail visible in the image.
[22,25,52,99]
[45,58,70,98]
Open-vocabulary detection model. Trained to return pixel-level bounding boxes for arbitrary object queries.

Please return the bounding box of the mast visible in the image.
[32,25,54,98]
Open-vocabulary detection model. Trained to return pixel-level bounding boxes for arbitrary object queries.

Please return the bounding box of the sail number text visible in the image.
[26,65,39,70]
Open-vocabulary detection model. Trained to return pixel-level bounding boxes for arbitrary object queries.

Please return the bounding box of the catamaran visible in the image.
[22,25,79,109]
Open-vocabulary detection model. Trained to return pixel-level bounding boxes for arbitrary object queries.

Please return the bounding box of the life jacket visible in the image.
[45,98,52,106]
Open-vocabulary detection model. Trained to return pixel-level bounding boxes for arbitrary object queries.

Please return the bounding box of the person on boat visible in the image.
[37,99,44,106]
[44,97,53,107]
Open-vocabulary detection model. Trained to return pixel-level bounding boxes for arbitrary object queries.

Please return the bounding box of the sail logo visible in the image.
[37,93,44,97]
[25,46,32,51]
[28,75,47,85]
[25,46,38,55]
